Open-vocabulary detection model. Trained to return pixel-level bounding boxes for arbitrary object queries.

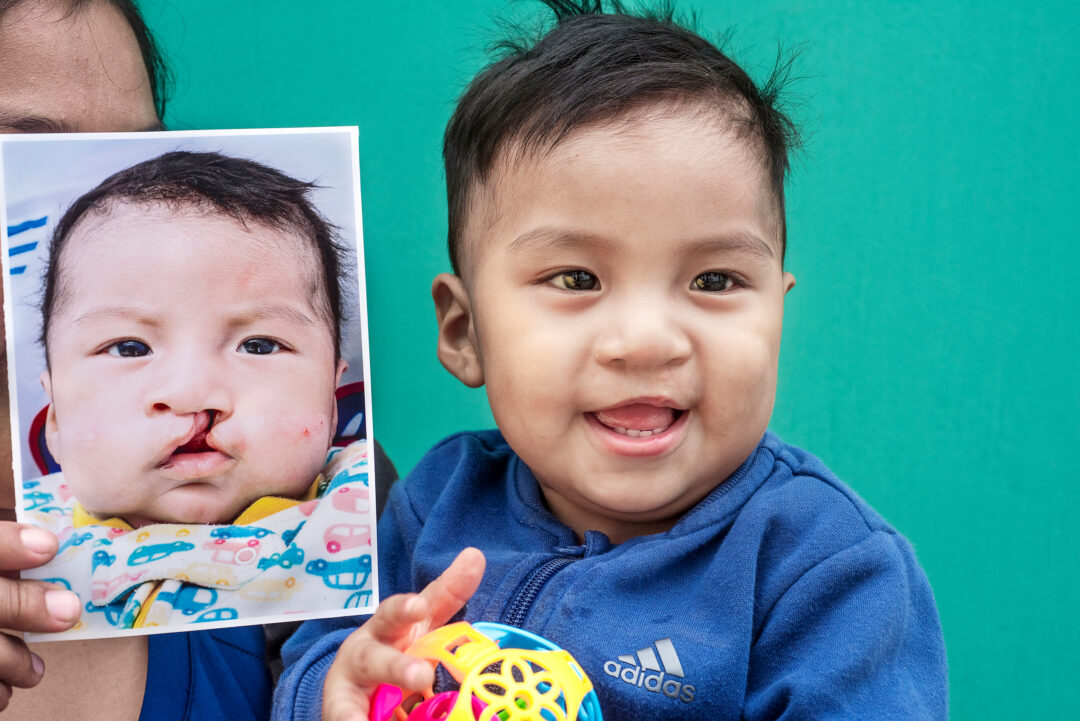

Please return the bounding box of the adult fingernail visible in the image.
[19,527,55,555]
[31,652,44,677]
[44,590,80,622]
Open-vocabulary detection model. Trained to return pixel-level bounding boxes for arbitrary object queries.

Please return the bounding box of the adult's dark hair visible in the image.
[0,0,170,120]
[444,0,799,274]
[41,151,346,359]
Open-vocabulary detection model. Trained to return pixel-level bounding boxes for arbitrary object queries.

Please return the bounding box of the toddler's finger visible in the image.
[0,524,58,573]
[336,632,434,692]
[419,547,486,629]
[363,593,431,647]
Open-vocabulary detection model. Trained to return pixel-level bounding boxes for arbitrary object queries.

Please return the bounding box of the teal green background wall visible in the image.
[145,1,1078,717]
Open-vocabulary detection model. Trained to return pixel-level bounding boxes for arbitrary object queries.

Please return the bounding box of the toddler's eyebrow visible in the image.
[507,227,617,255]
[507,226,776,259]
[682,232,776,260]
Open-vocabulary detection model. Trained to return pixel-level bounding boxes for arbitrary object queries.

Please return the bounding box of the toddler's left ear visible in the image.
[432,273,484,388]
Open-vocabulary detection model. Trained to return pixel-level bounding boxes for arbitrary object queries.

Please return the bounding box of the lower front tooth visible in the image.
[626,429,654,438]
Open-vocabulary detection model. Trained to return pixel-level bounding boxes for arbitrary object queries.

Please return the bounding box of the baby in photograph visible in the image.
[19,150,375,634]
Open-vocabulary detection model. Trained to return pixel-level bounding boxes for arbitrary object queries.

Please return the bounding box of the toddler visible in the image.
[20,150,375,634]
[276,3,948,720]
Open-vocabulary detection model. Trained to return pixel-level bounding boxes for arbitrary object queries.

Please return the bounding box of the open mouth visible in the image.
[590,403,686,437]
[585,401,688,458]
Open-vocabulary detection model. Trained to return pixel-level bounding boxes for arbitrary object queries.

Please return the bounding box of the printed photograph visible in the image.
[0,128,378,640]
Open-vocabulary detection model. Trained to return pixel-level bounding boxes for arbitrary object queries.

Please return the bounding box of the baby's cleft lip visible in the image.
[157,411,229,471]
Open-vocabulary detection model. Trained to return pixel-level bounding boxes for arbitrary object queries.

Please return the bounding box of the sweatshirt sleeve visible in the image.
[744,530,948,720]
[271,481,420,721]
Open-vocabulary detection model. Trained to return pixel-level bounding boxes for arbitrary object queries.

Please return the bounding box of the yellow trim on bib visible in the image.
[132,583,163,628]
[230,475,322,525]
[72,503,133,531]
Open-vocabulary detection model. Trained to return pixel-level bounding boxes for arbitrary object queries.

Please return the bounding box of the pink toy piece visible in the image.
[369,687,483,721]
[407,691,484,720]
[370,684,403,721]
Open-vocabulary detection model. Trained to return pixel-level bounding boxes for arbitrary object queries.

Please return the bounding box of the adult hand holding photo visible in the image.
[0,523,80,709]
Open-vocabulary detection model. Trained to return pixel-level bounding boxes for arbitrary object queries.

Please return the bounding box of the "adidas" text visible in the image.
[602,661,696,703]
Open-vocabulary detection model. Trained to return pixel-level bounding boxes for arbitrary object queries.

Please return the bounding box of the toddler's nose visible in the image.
[594,297,692,369]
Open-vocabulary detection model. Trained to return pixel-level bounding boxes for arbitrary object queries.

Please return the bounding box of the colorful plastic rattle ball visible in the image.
[370,621,603,721]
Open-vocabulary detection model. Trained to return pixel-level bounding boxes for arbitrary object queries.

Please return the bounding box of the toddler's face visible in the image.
[42,203,344,526]
[436,109,795,543]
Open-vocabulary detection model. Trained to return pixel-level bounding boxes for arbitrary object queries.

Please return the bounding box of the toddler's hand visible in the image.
[322,547,486,721]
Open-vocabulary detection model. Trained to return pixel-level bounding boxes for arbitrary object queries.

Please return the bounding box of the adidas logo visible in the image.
[603,638,695,703]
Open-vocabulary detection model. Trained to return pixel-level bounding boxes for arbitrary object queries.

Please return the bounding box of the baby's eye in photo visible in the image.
[549,269,599,291]
[693,271,734,292]
[239,337,281,355]
[108,340,151,358]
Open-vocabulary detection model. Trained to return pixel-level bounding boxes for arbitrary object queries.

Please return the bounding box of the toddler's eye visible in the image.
[548,270,599,291]
[692,271,734,292]
[108,340,151,358]
[239,337,281,355]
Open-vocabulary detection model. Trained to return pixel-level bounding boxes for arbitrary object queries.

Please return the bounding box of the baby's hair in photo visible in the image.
[40,150,347,359]
[444,0,802,274]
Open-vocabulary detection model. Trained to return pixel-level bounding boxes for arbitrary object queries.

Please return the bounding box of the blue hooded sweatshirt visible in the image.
[274,430,947,720]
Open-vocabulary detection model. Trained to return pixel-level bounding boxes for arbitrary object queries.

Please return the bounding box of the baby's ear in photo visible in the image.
[39,371,61,465]
[431,273,484,388]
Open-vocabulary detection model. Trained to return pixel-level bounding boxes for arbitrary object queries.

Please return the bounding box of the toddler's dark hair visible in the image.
[41,150,346,359]
[0,0,170,121]
[444,0,799,274]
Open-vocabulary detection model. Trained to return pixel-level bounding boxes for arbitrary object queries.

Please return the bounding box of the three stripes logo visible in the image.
[603,637,696,703]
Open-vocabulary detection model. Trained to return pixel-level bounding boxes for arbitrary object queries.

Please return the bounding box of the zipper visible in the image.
[500,554,577,628]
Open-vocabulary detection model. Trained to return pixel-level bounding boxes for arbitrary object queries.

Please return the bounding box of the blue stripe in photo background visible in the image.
[5,218,46,275]
[7,216,47,237]
[9,241,38,256]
